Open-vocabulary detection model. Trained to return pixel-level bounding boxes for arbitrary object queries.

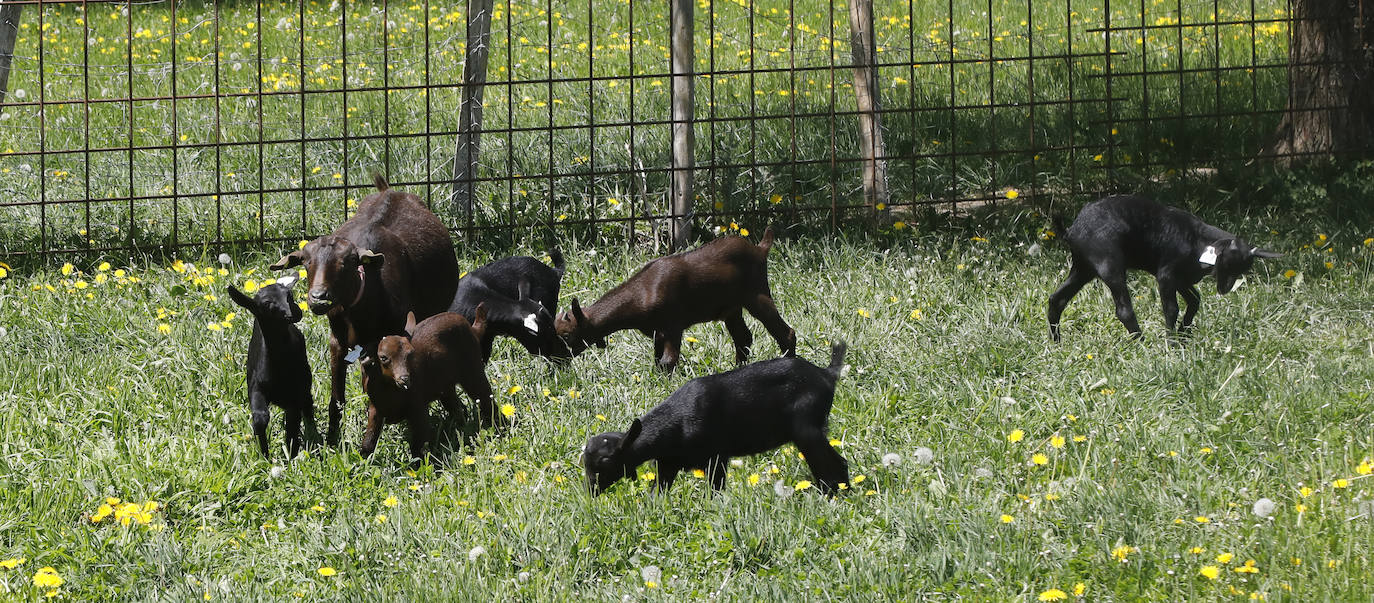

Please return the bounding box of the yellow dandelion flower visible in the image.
[32,567,62,588]
[1112,545,1135,562]
[1037,588,1067,601]
[1356,460,1371,475]
[1194,516,1210,524]
[157,323,172,334]
[310,504,326,513]
[98,262,111,271]
[1300,486,1313,497]
[1049,435,1065,449]
[1190,547,1206,554]
[795,480,812,490]
[317,567,337,576]
[1032,453,1049,466]
[1283,269,1297,279]
[501,404,515,418]
[851,474,866,484]
[0,557,25,570]
[1008,429,1025,443]
[1199,566,1220,579]
[1295,503,1307,513]
[1216,552,1234,564]
[1073,582,1086,596]
[61,263,74,276]
[462,456,476,465]
[999,514,1014,524]
[747,474,760,485]
[1005,189,1020,200]
[383,495,398,508]
[507,385,522,395]
[375,514,387,523]
[893,221,907,230]
[1234,560,1259,574]
[1334,478,1349,488]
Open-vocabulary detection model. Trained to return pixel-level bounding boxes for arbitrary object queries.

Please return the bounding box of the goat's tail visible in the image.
[549,247,566,278]
[372,172,390,192]
[1049,212,1069,243]
[758,225,776,252]
[825,339,848,380]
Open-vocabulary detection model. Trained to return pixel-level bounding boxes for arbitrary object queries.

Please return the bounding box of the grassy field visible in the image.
[1,186,1372,599]
[0,0,1293,254]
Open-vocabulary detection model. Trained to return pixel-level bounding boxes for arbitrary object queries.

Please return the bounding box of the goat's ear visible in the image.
[1226,239,1243,251]
[570,297,587,323]
[358,249,385,266]
[404,311,417,337]
[517,278,531,301]
[226,285,256,311]
[617,419,643,456]
[1250,246,1283,259]
[473,302,489,330]
[269,249,305,271]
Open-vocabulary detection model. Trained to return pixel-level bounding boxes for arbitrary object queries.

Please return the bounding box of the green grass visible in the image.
[0,0,1294,254]
[1,194,1372,600]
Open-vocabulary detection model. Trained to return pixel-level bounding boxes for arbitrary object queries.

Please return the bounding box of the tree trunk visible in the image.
[847,0,890,210]
[669,0,695,251]
[1270,0,1374,161]
[0,2,21,103]
[452,0,495,224]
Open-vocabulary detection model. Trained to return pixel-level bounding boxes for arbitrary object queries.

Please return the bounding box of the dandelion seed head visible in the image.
[913,447,934,465]
[1252,497,1275,518]
[882,452,902,468]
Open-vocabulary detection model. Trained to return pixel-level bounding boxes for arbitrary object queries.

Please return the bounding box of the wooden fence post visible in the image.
[847,0,890,212]
[669,0,695,250]
[452,0,495,225]
[0,2,22,103]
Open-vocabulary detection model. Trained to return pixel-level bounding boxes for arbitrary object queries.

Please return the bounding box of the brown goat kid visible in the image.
[270,174,458,447]
[360,307,497,460]
[555,226,795,371]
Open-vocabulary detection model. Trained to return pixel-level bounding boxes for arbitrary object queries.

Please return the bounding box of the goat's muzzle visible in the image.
[307,290,334,314]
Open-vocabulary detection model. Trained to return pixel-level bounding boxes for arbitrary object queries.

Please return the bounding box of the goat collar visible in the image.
[1198,245,1218,267]
[351,264,368,307]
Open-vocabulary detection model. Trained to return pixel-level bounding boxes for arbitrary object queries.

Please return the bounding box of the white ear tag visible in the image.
[276,275,299,287]
[523,313,540,334]
[1198,246,1217,267]
[344,345,363,363]
[1229,276,1245,293]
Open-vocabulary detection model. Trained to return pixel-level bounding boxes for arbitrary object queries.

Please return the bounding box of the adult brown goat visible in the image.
[555,226,795,371]
[270,174,458,447]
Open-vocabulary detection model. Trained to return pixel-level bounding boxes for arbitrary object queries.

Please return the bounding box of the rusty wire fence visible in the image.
[0,0,1330,259]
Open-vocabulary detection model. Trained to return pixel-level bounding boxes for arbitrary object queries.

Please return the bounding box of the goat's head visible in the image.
[1209,238,1282,295]
[509,280,570,359]
[369,334,415,391]
[226,283,303,324]
[582,418,642,495]
[270,235,385,315]
[555,298,604,356]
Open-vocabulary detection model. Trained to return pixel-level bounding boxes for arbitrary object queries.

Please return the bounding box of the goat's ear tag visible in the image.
[276,275,299,287]
[344,345,363,363]
[523,313,540,334]
[1198,246,1218,267]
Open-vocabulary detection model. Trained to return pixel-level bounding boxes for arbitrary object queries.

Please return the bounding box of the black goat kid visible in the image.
[228,280,316,459]
[583,341,849,497]
[449,250,569,360]
[1048,195,1281,341]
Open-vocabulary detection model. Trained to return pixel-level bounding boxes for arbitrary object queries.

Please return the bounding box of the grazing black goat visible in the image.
[228,280,315,459]
[1048,195,1281,341]
[449,250,570,361]
[583,341,849,497]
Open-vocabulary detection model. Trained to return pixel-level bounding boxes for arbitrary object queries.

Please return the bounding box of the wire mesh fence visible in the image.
[0,0,1336,259]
